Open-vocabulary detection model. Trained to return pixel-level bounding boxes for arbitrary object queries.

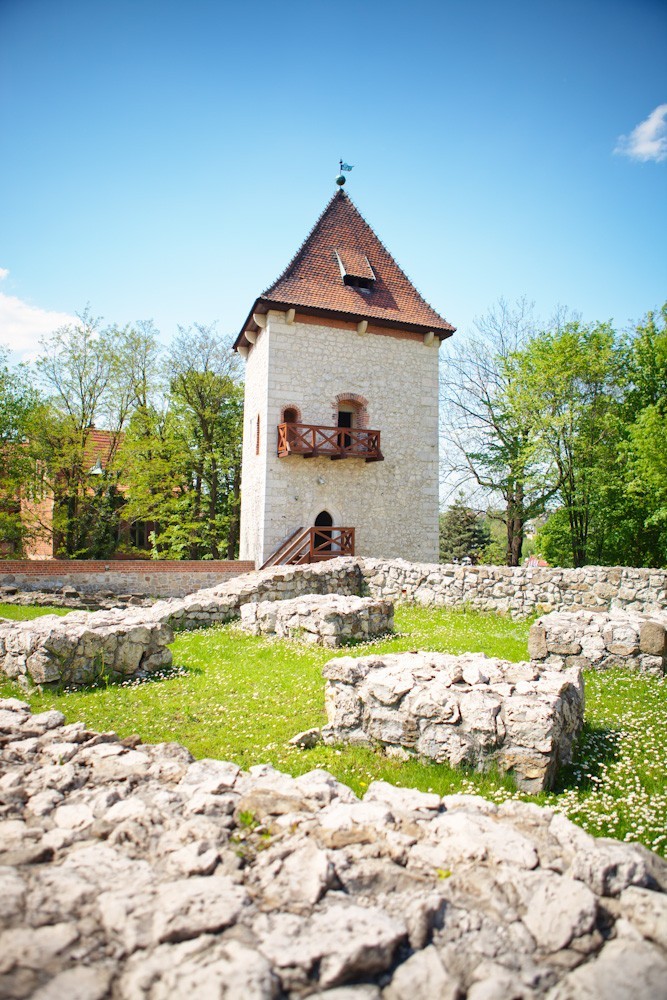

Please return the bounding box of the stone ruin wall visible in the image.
[2,557,666,617]
[2,559,667,690]
[360,560,667,618]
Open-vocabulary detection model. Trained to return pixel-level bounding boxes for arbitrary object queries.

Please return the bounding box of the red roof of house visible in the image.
[235,190,455,348]
[84,428,122,470]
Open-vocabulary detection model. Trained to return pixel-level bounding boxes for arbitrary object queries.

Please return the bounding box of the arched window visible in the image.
[282,405,300,425]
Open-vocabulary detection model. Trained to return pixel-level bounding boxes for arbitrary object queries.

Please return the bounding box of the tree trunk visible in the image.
[505,482,524,567]
[226,465,241,559]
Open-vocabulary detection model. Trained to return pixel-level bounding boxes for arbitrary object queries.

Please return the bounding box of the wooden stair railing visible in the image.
[260,527,355,568]
[260,526,307,569]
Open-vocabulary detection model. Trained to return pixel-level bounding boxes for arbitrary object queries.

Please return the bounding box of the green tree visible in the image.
[29,310,159,557]
[514,320,626,567]
[441,298,559,566]
[621,304,667,565]
[121,325,244,559]
[0,349,40,556]
[439,497,491,564]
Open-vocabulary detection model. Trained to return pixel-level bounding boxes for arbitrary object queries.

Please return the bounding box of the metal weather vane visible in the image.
[335,160,354,187]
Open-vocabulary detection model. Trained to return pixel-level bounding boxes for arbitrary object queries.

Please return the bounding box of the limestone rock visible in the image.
[0,702,666,999]
[322,651,584,792]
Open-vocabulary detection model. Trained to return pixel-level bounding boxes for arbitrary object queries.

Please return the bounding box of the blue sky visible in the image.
[1,0,665,360]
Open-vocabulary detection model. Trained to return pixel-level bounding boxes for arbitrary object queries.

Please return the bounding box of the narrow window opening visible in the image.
[256,414,261,455]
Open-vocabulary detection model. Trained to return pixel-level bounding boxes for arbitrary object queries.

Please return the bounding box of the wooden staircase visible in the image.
[260,527,308,569]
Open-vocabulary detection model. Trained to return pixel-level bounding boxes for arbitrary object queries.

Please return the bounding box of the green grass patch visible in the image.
[1,603,665,855]
[0,603,71,620]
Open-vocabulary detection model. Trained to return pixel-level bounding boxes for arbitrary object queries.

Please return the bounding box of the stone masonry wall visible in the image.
[240,594,394,647]
[0,560,254,599]
[322,651,584,792]
[361,559,667,618]
[529,609,667,675]
[0,562,363,688]
[2,557,666,619]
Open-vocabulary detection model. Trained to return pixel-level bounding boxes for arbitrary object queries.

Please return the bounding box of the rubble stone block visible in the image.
[0,699,666,997]
[0,612,174,689]
[321,651,584,792]
[239,594,393,647]
[530,609,667,675]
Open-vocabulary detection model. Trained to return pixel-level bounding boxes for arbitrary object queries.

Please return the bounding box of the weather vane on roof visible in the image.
[335,160,354,187]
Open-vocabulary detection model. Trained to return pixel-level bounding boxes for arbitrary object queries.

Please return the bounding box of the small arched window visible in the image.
[281,404,302,425]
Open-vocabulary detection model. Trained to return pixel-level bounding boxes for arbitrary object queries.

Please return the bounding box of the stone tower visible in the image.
[234,189,455,568]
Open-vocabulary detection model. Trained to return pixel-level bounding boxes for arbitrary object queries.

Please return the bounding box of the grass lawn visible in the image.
[0,603,665,856]
[0,603,71,620]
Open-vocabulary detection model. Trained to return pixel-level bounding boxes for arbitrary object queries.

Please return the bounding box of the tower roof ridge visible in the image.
[235,188,455,348]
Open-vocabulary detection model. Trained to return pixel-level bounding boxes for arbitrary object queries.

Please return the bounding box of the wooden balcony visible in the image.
[261,526,355,568]
[277,423,384,462]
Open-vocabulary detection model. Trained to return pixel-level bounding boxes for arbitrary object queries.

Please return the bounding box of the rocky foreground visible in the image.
[1,701,666,1000]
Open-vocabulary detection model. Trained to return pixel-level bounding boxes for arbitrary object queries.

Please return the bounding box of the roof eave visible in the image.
[233,297,456,351]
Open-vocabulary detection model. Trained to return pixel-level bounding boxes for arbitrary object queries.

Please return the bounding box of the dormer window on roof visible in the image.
[334,249,376,291]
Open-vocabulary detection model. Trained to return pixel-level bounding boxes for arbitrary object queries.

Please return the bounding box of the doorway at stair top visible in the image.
[314,510,333,552]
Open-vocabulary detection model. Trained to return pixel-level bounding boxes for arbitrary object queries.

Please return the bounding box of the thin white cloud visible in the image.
[0,268,9,280]
[615,104,667,163]
[0,292,77,360]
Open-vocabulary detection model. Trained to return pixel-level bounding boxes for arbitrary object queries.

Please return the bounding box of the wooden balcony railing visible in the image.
[277,423,383,462]
[260,526,355,568]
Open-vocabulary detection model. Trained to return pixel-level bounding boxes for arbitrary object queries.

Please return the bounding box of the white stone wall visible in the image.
[239,311,441,566]
[239,325,270,562]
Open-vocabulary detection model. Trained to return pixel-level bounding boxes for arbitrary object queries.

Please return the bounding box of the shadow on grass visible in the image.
[552,722,623,794]
[40,660,201,697]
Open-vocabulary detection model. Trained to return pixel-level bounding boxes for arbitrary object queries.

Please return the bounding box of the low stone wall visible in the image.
[2,557,667,617]
[0,559,254,599]
[240,594,394,647]
[149,559,363,632]
[529,609,667,675]
[0,611,173,687]
[4,556,667,689]
[322,651,584,793]
[0,561,363,687]
[1,701,666,999]
[0,587,154,611]
[361,559,667,618]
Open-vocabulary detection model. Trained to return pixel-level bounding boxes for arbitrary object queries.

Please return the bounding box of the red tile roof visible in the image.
[236,190,455,347]
[84,428,122,470]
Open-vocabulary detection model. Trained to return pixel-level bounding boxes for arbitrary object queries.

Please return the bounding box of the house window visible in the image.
[130,521,151,549]
[256,414,261,455]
